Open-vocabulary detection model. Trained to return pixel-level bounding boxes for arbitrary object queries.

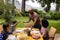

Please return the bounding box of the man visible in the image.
[24,9,41,30]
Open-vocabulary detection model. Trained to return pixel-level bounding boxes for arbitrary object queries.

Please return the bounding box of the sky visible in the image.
[15,0,56,11]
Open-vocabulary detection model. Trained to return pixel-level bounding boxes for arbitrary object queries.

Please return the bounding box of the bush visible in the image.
[25,11,29,16]
[33,9,60,20]
[0,9,4,18]
[15,11,22,16]
[49,12,60,20]
[33,9,42,14]
[54,12,60,20]
[33,9,44,17]
[45,13,51,19]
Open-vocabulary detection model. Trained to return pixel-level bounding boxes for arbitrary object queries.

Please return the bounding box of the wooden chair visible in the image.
[0,25,3,33]
[24,23,33,28]
[49,27,57,40]
[57,37,60,40]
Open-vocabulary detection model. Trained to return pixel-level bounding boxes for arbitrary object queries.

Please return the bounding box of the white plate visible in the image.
[7,35,17,40]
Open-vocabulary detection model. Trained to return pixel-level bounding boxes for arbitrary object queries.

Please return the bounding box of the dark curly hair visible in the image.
[3,22,9,32]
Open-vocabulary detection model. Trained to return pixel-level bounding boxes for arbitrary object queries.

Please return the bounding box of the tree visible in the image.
[56,0,60,11]
[38,0,52,12]
[4,0,13,24]
[38,0,56,12]
[11,0,15,18]
[40,0,60,12]
[45,0,51,12]
[21,0,26,16]
[0,0,4,15]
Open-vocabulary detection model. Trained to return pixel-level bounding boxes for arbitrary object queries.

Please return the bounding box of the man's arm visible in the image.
[23,14,31,23]
[23,17,31,23]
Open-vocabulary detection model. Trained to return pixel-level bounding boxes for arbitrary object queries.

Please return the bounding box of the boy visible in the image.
[10,20,20,32]
[41,17,49,40]
[0,22,11,40]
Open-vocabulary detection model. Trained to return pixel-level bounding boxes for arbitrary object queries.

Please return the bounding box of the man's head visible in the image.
[29,9,34,14]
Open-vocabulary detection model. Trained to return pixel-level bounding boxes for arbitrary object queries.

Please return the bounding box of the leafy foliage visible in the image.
[49,12,60,20]
[33,9,60,20]
[0,0,4,15]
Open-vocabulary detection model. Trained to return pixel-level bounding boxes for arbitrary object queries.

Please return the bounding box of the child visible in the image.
[26,28,43,40]
[10,20,20,33]
[41,17,49,40]
[0,22,12,40]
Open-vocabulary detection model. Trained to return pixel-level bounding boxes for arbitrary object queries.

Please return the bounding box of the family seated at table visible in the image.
[0,9,49,40]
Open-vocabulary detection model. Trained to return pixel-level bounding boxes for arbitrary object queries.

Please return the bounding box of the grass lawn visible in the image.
[0,17,60,33]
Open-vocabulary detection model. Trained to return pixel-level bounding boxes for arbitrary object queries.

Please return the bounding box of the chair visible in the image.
[24,22,33,28]
[49,27,57,40]
[0,25,3,33]
[57,37,60,40]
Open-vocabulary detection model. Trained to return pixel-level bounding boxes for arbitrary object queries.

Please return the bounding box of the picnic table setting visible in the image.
[6,28,43,40]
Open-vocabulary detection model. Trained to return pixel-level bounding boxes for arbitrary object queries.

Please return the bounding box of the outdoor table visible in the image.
[26,36,43,40]
[16,32,43,40]
[7,28,43,40]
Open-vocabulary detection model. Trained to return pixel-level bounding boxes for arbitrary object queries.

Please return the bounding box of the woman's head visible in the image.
[3,22,10,32]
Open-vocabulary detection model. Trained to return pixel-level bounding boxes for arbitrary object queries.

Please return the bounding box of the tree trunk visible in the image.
[56,0,60,12]
[56,3,60,11]
[45,0,51,12]
[12,0,15,18]
[21,0,26,16]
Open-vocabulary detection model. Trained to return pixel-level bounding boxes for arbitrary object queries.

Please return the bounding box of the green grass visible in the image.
[48,20,60,33]
[14,17,28,28]
[0,17,60,33]
[0,19,5,25]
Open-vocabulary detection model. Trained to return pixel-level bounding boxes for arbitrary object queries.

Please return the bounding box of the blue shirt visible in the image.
[0,31,7,40]
[0,31,12,40]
